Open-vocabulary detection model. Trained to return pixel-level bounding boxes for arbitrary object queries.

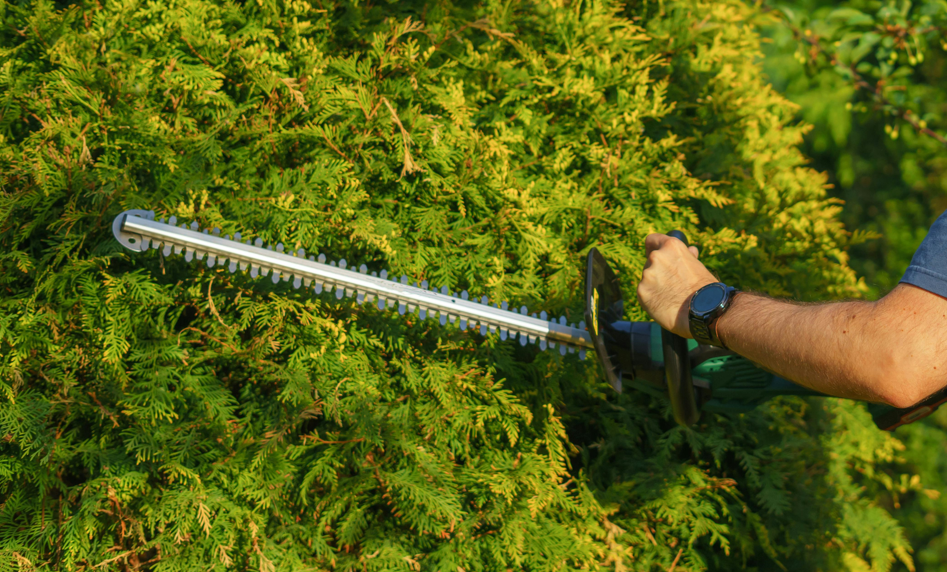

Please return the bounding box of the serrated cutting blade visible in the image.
[112,210,592,357]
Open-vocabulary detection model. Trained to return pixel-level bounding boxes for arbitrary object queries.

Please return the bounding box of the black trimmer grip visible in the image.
[667,230,688,244]
[662,230,701,426]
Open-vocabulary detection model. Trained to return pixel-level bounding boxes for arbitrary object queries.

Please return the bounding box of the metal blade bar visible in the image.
[113,210,593,354]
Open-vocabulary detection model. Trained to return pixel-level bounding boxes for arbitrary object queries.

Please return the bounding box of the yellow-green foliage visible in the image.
[0,0,920,570]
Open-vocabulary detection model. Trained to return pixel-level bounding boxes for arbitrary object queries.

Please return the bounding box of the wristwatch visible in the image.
[688,282,739,348]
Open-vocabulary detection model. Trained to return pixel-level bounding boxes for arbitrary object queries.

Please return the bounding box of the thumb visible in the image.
[688,245,700,259]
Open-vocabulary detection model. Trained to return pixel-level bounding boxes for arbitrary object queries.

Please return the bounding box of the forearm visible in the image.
[715,293,896,404]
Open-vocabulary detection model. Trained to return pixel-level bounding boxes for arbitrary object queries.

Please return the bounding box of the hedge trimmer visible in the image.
[113,210,947,431]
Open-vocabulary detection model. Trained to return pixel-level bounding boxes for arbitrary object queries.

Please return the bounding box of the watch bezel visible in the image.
[690,283,728,314]
[689,282,736,347]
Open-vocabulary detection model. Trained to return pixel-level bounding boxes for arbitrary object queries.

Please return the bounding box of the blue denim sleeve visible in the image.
[900,209,947,299]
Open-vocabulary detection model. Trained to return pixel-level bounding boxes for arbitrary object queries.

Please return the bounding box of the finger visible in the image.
[644,233,672,255]
[688,246,699,259]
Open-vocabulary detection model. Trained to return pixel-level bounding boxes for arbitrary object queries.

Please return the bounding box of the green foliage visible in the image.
[759,1,947,569]
[0,0,921,570]
[760,0,947,297]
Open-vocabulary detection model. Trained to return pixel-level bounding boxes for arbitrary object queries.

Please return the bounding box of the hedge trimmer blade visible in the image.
[113,210,593,357]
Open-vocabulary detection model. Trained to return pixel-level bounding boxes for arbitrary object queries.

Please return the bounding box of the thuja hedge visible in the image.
[0,0,925,570]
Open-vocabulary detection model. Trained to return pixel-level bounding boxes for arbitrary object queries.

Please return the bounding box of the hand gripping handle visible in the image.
[662,230,701,426]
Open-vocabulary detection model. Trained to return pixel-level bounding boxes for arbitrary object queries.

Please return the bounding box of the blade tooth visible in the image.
[314,282,324,294]
[578,349,586,359]
[345,287,355,298]
[400,275,408,285]
[230,261,239,274]
[558,316,567,325]
[250,265,259,279]
[359,264,367,274]
[276,243,284,253]
[376,297,386,310]
[407,303,416,313]
[461,290,469,300]
[189,221,199,231]
[459,318,467,330]
[519,306,528,315]
[259,265,269,277]
[579,320,586,330]
[335,288,344,300]
[234,232,242,241]
[501,301,508,311]
[195,250,206,261]
[499,328,508,341]
[339,259,347,270]
[559,345,567,356]
[421,280,429,289]
[184,249,194,263]
[439,314,448,326]
[356,292,365,304]
[173,242,184,255]
[448,313,457,324]
[169,216,178,226]
[296,247,305,257]
[480,324,487,336]
[318,254,326,264]
[387,299,396,309]
[206,253,217,268]
[254,238,264,247]
[519,333,528,346]
[540,311,547,320]
[568,345,576,354]
[162,244,172,257]
[540,339,548,350]
[158,217,166,224]
[380,269,388,279]
[141,237,152,250]
[239,260,249,271]
[271,271,281,284]
[481,296,488,305]
[440,286,449,296]
[282,272,290,282]
[489,324,497,334]
[293,276,302,289]
[371,271,378,277]
[418,307,427,320]
[329,260,336,267]
[212,228,221,236]
[398,302,406,315]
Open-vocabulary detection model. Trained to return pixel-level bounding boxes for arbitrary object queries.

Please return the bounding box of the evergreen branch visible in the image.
[180,35,214,68]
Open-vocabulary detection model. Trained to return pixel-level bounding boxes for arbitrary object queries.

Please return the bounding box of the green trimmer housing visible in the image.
[583,235,947,432]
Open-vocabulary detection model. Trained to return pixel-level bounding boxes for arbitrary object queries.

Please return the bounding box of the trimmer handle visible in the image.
[662,230,700,426]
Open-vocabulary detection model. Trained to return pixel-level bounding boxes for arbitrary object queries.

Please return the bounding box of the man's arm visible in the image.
[636,234,947,409]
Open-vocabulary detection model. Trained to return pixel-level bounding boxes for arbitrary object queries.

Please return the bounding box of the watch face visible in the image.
[691,284,726,314]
